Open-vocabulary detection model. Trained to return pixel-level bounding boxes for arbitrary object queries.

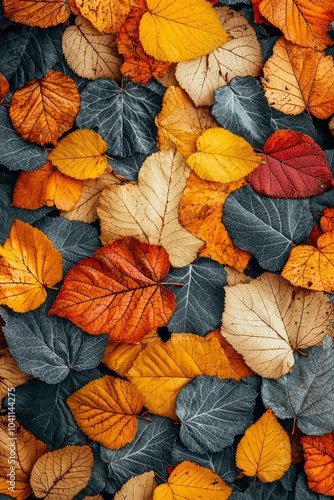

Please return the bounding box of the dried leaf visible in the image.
[0,72,9,104]
[0,348,31,400]
[114,471,157,500]
[302,432,334,496]
[75,0,131,34]
[154,63,178,87]
[320,208,334,233]
[2,0,71,28]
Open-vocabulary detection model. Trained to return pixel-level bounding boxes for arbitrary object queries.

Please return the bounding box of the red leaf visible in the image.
[247,130,333,198]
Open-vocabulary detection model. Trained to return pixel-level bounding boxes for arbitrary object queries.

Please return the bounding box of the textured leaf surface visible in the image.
[0,348,31,400]
[114,471,157,500]
[295,473,329,500]
[223,185,313,271]
[302,432,334,496]
[230,481,289,499]
[3,0,71,28]
[176,376,257,453]
[75,0,131,34]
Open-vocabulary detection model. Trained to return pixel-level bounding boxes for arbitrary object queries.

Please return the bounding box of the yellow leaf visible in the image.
[48,129,108,180]
[153,461,232,500]
[236,409,291,482]
[30,445,94,500]
[126,333,232,419]
[187,128,262,184]
[114,471,157,500]
[67,376,143,449]
[75,0,131,34]
[0,220,62,313]
[139,0,230,63]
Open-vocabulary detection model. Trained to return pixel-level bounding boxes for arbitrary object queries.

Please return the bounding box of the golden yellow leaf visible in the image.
[62,15,123,80]
[179,172,251,271]
[153,461,232,500]
[2,0,71,28]
[222,272,334,378]
[155,86,218,158]
[0,220,62,313]
[139,0,230,63]
[262,37,334,119]
[175,7,263,106]
[75,0,131,34]
[0,416,47,500]
[30,445,93,500]
[114,471,157,500]
[67,376,143,449]
[187,128,262,183]
[98,150,203,267]
[48,129,108,180]
[236,409,291,482]
[0,348,32,400]
[127,333,232,419]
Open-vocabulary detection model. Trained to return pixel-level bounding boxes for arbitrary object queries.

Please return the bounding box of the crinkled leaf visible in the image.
[302,432,334,496]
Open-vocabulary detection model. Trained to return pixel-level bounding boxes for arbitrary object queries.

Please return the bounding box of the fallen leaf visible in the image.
[75,0,131,34]
[0,220,62,313]
[0,72,9,103]
[48,129,108,179]
[30,445,94,499]
[305,225,323,247]
[187,128,263,183]
[154,63,178,87]
[281,230,334,292]
[114,471,157,500]
[222,272,334,378]
[224,266,252,286]
[12,161,83,211]
[62,15,123,80]
[0,416,47,499]
[175,7,263,106]
[69,0,80,15]
[98,150,203,267]
[67,376,143,449]
[179,172,250,272]
[139,0,230,62]
[247,130,333,198]
[9,70,80,146]
[49,237,176,343]
[0,348,32,400]
[262,37,334,119]
[155,86,218,158]
[236,409,291,482]
[2,0,71,28]
[259,0,334,51]
[153,461,232,500]
[127,333,232,419]
[320,208,334,233]
[302,432,334,496]
[252,0,272,25]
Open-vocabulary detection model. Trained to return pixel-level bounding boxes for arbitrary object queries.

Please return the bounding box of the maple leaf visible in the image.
[302,432,334,496]
[49,237,176,343]
[114,471,157,500]
[2,0,71,28]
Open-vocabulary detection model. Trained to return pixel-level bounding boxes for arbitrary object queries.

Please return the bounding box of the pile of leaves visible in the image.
[1,0,334,498]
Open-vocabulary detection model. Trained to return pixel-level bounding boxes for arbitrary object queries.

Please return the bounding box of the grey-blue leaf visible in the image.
[223,185,313,271]
[111,148,157,181]
[230,482,288,499]
[176,376,257,453]
[270,109,317,140]
[295,473,329,500]
[74,443,108,499]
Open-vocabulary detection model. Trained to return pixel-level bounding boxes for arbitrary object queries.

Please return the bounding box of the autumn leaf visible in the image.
[305,224,323,247]
[2,0,71,28]
[0,72,9,104]
[236,409,291,482]
[127,333,232,419]
[175,7,263,106]
[12,161,83,211]
[98,150,204,267]
[9,70,80,146]
[153,461,232,500]
[49,237,176,343]
[302,432,334,496]
[155,63,178,87]
[114,471,157,500]
[48,129,108,180]
[179,173,250,272]
[262,37,334,119]
[75,0,131,34]
[252,0,272,25]
[62,15,123,80]
[222,272,334,378]
[0,416,47,500]
[0,348,32,400]
[0,220,62,313]
[187,128,263,183]
[320,208,334,233]
[282,230,334,292]
[30,445,94,499]
[247,130,333,198]
[139,0,230,62]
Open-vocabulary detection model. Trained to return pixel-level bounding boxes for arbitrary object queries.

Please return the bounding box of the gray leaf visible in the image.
[230,482,288,499]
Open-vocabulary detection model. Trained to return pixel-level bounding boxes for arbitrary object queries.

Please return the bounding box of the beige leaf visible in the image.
[114,471,157,500]
[175,7,263,106]
[222,272,334,378]
[225,266,252,286]
[98,150,203,267]
[154,64,178,87]
[62,15,123,80]
[61,166,124,223]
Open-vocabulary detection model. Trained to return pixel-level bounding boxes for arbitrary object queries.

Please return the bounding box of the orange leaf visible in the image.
[320,208,334,233]
[179,172,250,272]
[49,237,176,343]
[0,416,48,500]
[127,333,232,419]
[302,431,334,496]
[236,409,291,482]
[12,161,83,211]
[281,230,334,292]
[252,0,272,25]
[259,0,334,51]
[67,376,143,449]
[0,348,32,400]
[75,0,131,34]
[2,0,71,28]
[0,220,62,313]
[0,72,9,104]
[9,70,80,146]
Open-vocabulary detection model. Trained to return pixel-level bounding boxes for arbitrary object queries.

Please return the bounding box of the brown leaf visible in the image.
[2,0,71,28]
[0,348,32,400]
[154,64,178,87]
[0,72,9,104]
[114,471,157,500]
